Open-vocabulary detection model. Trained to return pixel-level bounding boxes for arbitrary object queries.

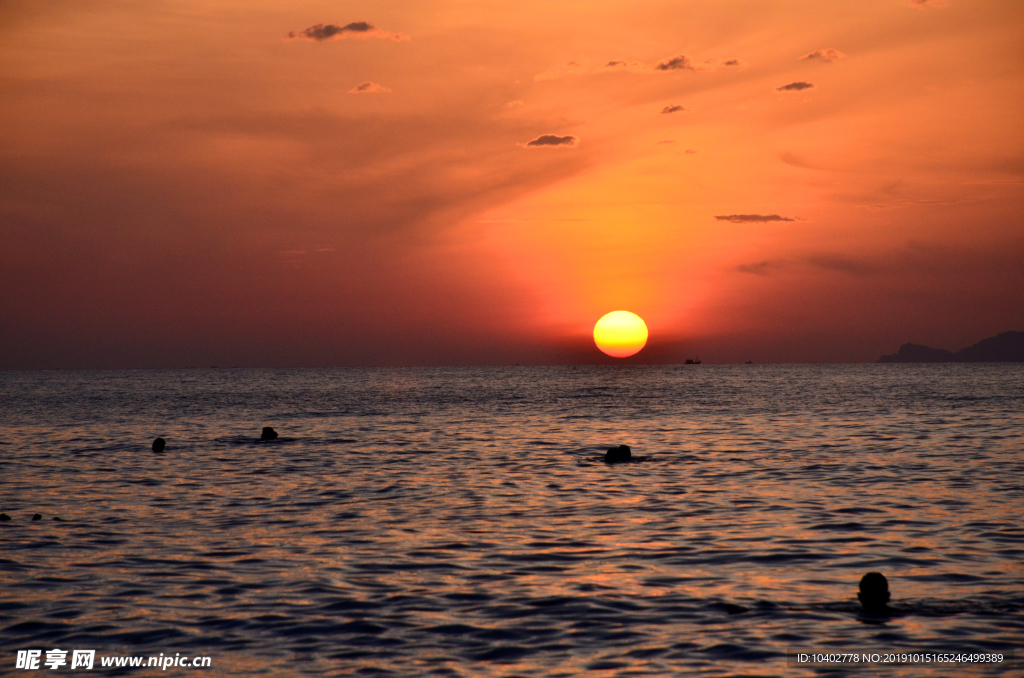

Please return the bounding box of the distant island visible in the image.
[878,331,1024,363]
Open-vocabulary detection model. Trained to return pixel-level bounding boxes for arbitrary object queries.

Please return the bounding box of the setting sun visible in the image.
[593,311,649,358]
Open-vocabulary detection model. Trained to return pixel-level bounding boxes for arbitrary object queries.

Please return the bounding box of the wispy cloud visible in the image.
[348,82,391,94]
[909,0,949,8]
[781,152,809,168]
[287,22,408,41]
[533,60,639,81]
[805,255,878,276]
[780,152,836,171]
[601,60,645,72]
[775,81,814,92]
[523,134,578,148]
[536,55,712,80]
[737,255,876,277]
[655,55,693,71]
[722,59,746,67]
[800,48,846,63]
[534,61,586,81]
[661,105,687,114]
[715,214,795,223]
[737,260,783,276]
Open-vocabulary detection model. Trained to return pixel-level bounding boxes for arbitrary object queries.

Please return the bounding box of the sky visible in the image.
[1,0,1022,368]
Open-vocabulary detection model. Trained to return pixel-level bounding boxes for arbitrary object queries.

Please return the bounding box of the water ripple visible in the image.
[1,365,1021,676]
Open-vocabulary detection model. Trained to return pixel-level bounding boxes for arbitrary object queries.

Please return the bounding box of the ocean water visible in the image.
[1,365,1021,676]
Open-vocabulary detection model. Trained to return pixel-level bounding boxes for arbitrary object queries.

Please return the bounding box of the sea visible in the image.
[1,365,1021,676]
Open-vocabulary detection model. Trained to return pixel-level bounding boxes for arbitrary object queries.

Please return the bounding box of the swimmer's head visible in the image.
[858,571,890,613]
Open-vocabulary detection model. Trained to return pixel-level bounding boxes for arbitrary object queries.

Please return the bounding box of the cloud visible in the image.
[991,157,1024,175]
[736,255,876,277]
[800,48,846,63]
[505,100,524,108]
[655,55,693,71]
[537,56,691,80]
[523,134,578,148]
[715,214,795,223]
[909,0,948,7]
[780,152,819,170]
[737,260,783,276]
[661,105,687,114]
[348,82,391,94]
[780,152,838,171]
[287,22,408,41]
[775,81,814,91]
[805,255,878,276]
[534,61,586,81]
[601,60,644,72]
[685,149,697,154]
[722,59,746,67]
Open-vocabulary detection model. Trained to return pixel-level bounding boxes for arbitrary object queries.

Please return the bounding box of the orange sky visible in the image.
[1,0,1021,367]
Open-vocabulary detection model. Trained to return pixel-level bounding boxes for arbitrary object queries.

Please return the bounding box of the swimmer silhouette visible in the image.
[858,572,893,616]
[605,444,631,463]
[152,437,166,453]
[261,427,278,440]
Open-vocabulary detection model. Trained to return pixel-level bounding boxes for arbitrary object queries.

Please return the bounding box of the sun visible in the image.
[593,311,648,358]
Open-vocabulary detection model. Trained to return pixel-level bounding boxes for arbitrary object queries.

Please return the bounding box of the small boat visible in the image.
[684,357,701,365]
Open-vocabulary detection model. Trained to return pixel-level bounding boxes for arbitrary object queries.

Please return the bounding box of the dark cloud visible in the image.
[601,60,642,72]
[715,214,795,223]
[287,22,407,41]
[661,105,687,114]
[655,55,693,71]
[909,0,948,8]
[289,22,371,40]
[800,48,846,62]
[347,81,391,94]
[776,81,814,92]
[524,134,577,147]
[722,59,745,67]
